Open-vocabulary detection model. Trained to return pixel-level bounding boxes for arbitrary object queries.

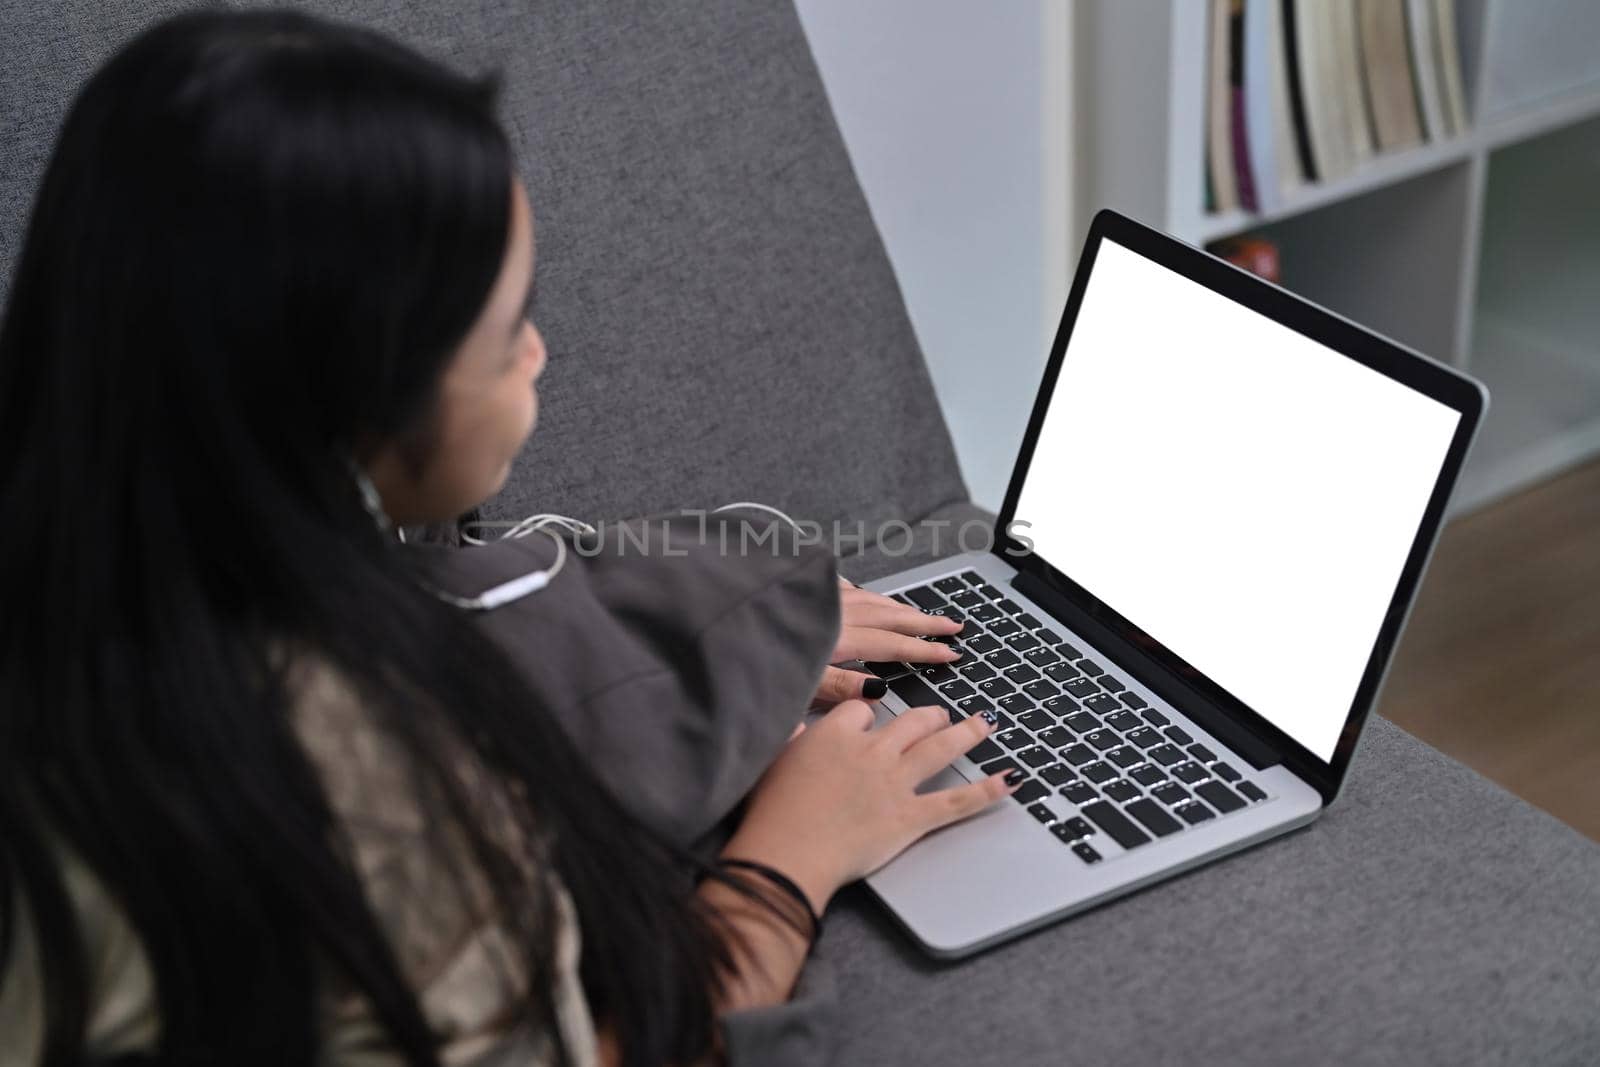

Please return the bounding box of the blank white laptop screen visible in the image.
[1014,239,1460,762]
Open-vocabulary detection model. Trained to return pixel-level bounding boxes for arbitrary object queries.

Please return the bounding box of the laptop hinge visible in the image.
[1012,570,1281,772]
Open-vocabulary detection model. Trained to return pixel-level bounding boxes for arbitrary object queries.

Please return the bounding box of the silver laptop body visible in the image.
[860,210,1486,959]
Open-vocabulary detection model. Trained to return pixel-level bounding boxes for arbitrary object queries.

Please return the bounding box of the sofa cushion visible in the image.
[0,0,969,530]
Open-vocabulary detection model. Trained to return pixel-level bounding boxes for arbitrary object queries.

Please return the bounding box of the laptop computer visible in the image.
[861,208,1487,959]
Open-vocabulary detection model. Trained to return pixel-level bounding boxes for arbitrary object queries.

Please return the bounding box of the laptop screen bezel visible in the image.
[993,209,1486,804]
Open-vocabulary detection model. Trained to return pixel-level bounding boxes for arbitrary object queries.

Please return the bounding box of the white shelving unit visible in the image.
[1073,0,1600,514]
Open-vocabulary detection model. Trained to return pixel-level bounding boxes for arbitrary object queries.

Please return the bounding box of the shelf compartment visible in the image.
[1209,160,1476,367]
[1455,114,1600,512]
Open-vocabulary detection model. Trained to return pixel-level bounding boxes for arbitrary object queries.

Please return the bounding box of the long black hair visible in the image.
[0,10,734,1066]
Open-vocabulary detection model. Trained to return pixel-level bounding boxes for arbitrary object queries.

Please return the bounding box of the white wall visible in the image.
[795,0,1072,511]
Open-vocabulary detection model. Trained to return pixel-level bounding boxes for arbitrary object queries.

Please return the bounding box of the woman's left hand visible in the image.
[811,578,961,706]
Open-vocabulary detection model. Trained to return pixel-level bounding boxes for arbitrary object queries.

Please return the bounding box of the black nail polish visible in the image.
[980,710,998,726]
[1004,769,1025,787]
[862,677,888,700]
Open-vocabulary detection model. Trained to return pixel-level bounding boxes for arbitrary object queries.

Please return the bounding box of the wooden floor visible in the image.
[1379,459,1600,842]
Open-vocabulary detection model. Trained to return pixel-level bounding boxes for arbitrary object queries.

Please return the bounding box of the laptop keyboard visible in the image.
[871,571,1270,865]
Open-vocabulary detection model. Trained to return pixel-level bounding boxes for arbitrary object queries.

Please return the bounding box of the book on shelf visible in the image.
[1206,0,1470,218]
[1405,0,1448,140]
[1207,0,1240,212]
[1228,0,1261,212]
[1359,0,1424,151]
[1431,0,1469,135]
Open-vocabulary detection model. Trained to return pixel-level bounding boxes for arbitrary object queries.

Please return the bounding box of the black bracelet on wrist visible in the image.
[716,857,823,949]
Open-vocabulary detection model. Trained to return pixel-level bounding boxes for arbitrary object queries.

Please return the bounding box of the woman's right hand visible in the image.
[719,700,1016,916]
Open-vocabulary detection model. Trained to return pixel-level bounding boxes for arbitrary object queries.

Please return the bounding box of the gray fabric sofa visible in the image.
[4,3,1597,1064]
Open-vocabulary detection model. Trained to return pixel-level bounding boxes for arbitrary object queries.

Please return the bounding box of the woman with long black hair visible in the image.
[0,10,1012,1066]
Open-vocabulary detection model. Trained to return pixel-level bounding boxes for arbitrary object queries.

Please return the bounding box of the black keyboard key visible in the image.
[1082,761,1117,784]
[1175,801,1215,825]
[944,705,965,725]
[965,738,1003,764]
[1018,745,1054,768]
[1195,781,1246,814]
[1015,612,1042,630]
[988,649,1022,669]
[1017,709,1054,732]
[933,607,964,626]
[1046,820,1079,842]
[1103,779,1140,803]
[1237,781,1268,803]
[889,592,914,606]
[1010,779,1049,804]
[1126,797,1183,837]
[1151,782,1191,806]
[1142,708,1170,727]
[1081,800,1151,849]
[887,673,944,711]
[1063,677,1101,699]
[997,693,1035,715]
[1104,710,1142,732]
[1078,659,1105,678]
[960,570,983,585]
[958,696,994,717]
[1022,680,1059,702]
[974,583,1002,600]
[1098,675,1126,694]
[1172,762,1210,785]
[1061,743,1097,766]
[865,661,912,679]
[1002,664,1039,684]
[977,677,1015,699]
[919,663,958,685]
[1038,726,1076,750]
[949,589,982,609]
[1005,633,1041,652]
[1130,763,1168,786]
[1071,842,1103,864]
[1036,628,1063,644]
[1187,743,1217,763]
[1106,746,1143,769]
[1060,781,1098,805]
[1121,693,1148,710]
[933,576,965,595]
[1082,693,1121,715]
[903,586,944,610]
[939,680,975,700]
[1213,761,1242,783]
[979,756,1020,777]
[1148,744,1185,766]
[995,598,1024,615]
[1064,711,1099,733]
[1042,695,1079,715]
[1023,647,1061,667]
[1044,662,1081,683]
[1039,762,1075,786]
[988,618,1021,638]
[1164,726,1193,745]
[1026,802,1056,825]
[997,728,1031,751]
[968,603,1002,625]
[958,661,995,682]
[1084,729,1119,752]
[1126,726,1163,749]
[1056,641,1083,659]
[965,634,1001,655]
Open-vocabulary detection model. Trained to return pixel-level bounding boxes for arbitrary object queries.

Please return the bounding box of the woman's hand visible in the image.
[721,699,1014,916]
[812,579,962,706]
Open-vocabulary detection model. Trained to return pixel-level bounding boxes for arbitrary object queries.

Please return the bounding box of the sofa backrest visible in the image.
[0,1,967,533]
